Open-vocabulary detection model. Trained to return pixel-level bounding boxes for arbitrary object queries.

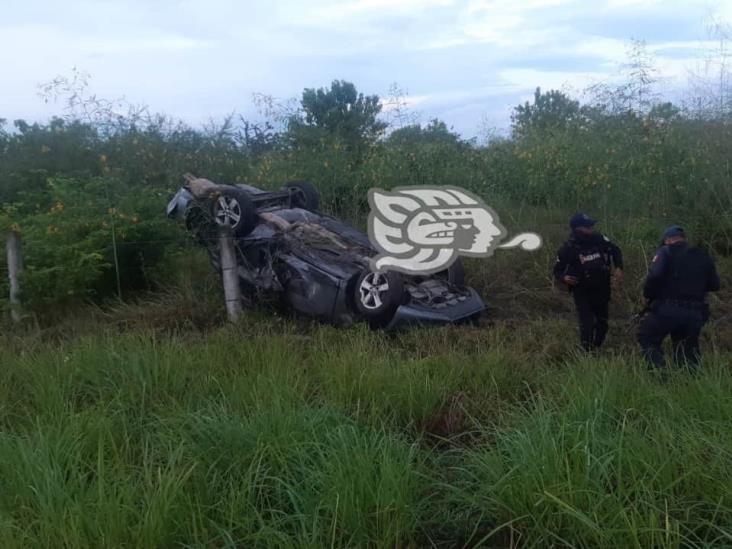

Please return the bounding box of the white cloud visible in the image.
[574,36,628,61]
[498,67,610,93]
[0,0,724,136]
[83,35,208,55]
[418,0,579,50]
[297,0,454,25]
[332,0,454,14]
[465,0,577,13]
[381,93,431,112]
[604,0,663,8]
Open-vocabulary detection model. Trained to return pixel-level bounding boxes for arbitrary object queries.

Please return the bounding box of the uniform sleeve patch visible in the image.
[652,254,659,263]
[603,235,610,242]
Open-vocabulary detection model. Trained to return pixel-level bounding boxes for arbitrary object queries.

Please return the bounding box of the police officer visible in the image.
[637,226,720,369]
[553,213,624,351]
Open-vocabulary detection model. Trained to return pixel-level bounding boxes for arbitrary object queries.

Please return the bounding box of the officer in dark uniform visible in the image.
[553,213,624,351]
[637,226,720,369]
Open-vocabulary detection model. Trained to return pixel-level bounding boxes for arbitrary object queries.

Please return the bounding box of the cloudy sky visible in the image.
[3,0,730,137]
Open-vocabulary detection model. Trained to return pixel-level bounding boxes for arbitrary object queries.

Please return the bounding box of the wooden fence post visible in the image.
[218,228,242,322]
[6,230,23,324]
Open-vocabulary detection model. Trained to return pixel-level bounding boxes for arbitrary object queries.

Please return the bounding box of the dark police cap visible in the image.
[569,212,598,229]
[661,225,685,240]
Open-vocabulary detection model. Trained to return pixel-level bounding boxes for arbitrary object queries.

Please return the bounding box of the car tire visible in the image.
[211,188,257,237]
[354,269,404,325]
[283,180,320,210]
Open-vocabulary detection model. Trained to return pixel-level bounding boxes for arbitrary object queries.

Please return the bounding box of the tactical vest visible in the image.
[572,239,612,285]
[658,245,709,302]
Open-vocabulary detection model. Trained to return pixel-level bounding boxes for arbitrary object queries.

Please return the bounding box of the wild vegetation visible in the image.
[0,318,730,547]
[1,40,731,546]
[3,43,732,313]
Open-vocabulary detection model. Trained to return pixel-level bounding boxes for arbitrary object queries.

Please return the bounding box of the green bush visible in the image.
[2,83,732,317]
[16,177,181,310]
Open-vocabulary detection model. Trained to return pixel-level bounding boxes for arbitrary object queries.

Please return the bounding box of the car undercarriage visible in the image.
[167,177,486,328]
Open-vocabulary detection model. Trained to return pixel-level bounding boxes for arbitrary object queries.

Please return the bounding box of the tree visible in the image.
[387,119,462,146]
[685,17,732,119]
[288,80,387,153]
[587,39,659,116]
[511,87,583,138]
[38,68,151,136]
[0,118,100,209]
[381,83,420,129]
[624,39,659,113]
[241,120,280,157]
[647,102,681,125]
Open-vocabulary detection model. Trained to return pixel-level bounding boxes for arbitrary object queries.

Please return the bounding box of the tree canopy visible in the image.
[387,119,462,147]
[288,80,387,153]
[511,87,583,138]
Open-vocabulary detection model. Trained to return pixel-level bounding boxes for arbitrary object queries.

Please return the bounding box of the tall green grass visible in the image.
[0,322,730,547]
[442,359,732,547]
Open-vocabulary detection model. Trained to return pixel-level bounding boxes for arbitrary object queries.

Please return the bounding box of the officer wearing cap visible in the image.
[553,213,624,351]
[637,226,720,369]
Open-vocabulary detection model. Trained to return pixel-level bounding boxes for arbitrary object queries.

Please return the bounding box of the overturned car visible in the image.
[166,176,486,329]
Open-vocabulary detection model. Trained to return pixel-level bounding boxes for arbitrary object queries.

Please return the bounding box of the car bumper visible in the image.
[385,288,486,330]
[167,188,194,218]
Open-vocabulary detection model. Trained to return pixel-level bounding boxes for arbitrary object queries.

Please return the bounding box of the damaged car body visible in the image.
[167,175,486,329]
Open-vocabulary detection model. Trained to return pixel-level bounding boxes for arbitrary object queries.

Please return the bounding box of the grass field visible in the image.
[1,305,730,547]
[3,63,732,547]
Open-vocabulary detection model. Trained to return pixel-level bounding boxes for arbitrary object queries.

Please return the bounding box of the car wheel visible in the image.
[354,269,404,324]
[211,188,257,237]
[284,180,320,210]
